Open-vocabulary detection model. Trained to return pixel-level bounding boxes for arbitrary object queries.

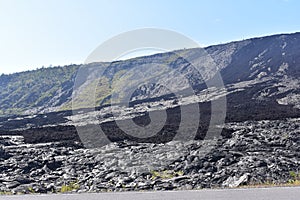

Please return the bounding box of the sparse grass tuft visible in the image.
[288,171,300,185]
[27,187,35,194]
[60,181,80,193]
[0,191,13,195]
[240,171,300,188]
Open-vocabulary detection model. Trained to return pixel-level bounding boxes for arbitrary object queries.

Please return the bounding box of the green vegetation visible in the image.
[60,181,80,193]
[0,181,81,195]
[0,65,79,116]
[0,53,188,116]
[239,171,300,188]
[0,191,13,195]
[0,63,136,115]
[27,187,35,194]
[288,171,300,185]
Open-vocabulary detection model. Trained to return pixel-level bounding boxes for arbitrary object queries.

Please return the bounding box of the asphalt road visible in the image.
[1,187,299,200]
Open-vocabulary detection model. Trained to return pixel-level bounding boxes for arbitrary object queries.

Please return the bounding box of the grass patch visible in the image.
[240,181,300,188]
[60,181,80,193]
[287,171,300,185]
[27,187,35,194]
[0,191,13,195]
[240,171,300,188]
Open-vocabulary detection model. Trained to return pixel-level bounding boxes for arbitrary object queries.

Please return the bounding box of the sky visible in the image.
[0,0,300,74]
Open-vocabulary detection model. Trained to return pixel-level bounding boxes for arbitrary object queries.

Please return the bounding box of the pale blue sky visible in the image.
[0,0,299,74]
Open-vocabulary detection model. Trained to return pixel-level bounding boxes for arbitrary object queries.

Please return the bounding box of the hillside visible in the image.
[0,66,79,116]
[0,32,299,117]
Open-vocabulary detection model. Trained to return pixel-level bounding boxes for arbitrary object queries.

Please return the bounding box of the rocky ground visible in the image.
[0,118,299,194]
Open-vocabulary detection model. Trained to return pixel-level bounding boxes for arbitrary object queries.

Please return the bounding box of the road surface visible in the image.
[1,187,299,200]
